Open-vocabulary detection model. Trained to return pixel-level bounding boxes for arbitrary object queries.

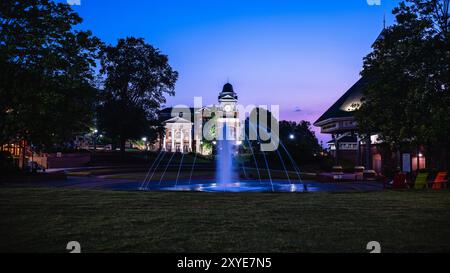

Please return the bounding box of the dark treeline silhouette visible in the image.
[0,0,178,158]
[355,0,449,172]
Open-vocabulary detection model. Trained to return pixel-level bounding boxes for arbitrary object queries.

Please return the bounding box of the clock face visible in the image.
[224,105,232,112]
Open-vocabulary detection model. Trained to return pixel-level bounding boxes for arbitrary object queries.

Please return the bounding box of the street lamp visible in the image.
[142,137,148,151]
[93,129,99,151]
[289,134,295,140]
[142,137,149,161]
[92,129,99,164]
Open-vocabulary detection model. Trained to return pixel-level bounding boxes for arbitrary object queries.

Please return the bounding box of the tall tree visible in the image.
[98,37,178,152]
[0,0,101,150]
[278,120,322,164]
[356,0,449,170]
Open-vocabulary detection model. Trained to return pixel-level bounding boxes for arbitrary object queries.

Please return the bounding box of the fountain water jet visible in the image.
[139,150,163,190]
[188,152,198,184]
[241,161,248,179]
[141,118,310,192]
[159,152,176,185]
[248,122,274,192]
[251,122,307,191]
[175,153,185,186]
[216,123,238,186]
[244,132,262,183]
[143,152,167,190]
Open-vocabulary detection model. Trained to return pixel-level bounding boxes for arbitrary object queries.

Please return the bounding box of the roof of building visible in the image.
[159,107,195,114]
[164,116,192,124]
[374,28,387,46]
[158,107,196,122]
[326,135,357,143]
[314,77,370,126]
[219,83,238,101]
[222,83,234,93]
[314,29,385,127]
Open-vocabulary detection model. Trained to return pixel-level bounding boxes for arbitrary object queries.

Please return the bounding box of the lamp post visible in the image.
[142,137,148,162]
[92,129,98,164]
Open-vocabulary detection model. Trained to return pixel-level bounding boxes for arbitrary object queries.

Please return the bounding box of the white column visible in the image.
[236,120,241,143]
[171,127,175,153]
[180,129,184,153]
[195,118,202,154]
[189,127,192,152]
[162,130,166,151]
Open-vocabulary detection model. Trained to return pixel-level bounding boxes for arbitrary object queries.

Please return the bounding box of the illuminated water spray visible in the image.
[216,123,238,185]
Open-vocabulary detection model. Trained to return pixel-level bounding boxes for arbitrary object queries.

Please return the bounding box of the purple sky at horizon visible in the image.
[68,0,400,143]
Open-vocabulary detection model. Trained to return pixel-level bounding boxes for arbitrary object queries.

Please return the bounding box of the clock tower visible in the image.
[218,83,238,113]
[217,83,240,142]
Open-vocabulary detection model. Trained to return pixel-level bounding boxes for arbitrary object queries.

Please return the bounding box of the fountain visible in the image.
[139,119,310,192]
[216,123,238,186]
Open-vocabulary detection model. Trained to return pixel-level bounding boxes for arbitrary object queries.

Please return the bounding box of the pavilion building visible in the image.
[314,43,426,174]
[314,77,383,172]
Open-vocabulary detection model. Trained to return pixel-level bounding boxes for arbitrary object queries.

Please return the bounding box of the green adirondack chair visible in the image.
[414,172,429,189]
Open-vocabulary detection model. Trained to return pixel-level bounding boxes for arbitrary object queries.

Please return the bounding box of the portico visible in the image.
[163,116,193,153]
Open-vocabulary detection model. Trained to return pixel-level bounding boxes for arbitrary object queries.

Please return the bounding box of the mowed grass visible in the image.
[0,188,449,253]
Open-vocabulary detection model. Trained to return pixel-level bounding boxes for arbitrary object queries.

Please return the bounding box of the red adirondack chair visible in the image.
[432,172,448,190]
[392,173,408,189]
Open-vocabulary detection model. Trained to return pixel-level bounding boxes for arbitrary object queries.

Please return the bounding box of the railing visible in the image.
[320,122,358,133]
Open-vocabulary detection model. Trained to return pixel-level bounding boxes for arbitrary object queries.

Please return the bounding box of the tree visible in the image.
[0,0,101,151]
[243,109,322,166]
[97,100,149,150]
[98,37,178,152]
[356,0,449,171]
[278,120,322,164]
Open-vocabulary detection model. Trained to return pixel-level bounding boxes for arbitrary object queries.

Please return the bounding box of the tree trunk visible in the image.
[120,138,126,160]
[396,148,401,169]
[446,143,450,173]
[21,140,27,171]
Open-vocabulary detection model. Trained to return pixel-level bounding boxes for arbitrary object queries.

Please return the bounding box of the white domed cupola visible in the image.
[218,83,238,113]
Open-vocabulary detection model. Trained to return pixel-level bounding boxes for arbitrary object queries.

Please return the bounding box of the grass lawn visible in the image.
[0,188,449,253]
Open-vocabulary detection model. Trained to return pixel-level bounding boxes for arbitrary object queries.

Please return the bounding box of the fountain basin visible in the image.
[142,180,337,192]
[136,179,385,192]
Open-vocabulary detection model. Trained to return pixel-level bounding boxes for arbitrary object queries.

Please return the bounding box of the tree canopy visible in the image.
[355,0,449,169]
[0,0,101,150]
[278,120,322,164]
[98,37,178,151]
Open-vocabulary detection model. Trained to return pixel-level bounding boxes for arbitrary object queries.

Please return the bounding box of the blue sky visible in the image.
[66,0,400,143]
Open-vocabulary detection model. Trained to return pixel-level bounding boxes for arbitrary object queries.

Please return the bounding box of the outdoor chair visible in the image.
[392,173,408,189]
[413,172,429,190]
[432,172,448,190]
